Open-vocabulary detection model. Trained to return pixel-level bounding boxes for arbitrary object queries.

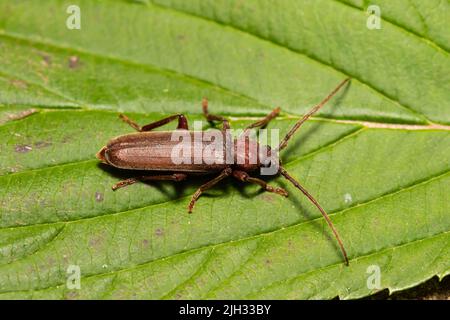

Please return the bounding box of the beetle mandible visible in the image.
[97,78,351,265]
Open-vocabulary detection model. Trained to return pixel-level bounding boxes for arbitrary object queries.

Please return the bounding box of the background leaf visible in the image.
[0,0,448,299]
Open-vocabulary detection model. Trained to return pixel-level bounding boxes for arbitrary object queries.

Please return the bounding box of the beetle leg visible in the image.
[222,120,230,131]
[112,173,188,191]
[112,177,138,190]
[188,167,232,213]
[232,170,288,197]
[202,98,230,131]
[202,98,227,122]
[240,107,280,137]
[119,114,189,131]
[142,114,189,131]
[140,173,188,182]
[119,114,141,131]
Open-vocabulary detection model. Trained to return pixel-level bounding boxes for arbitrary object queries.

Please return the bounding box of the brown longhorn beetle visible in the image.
[97,78,351,265]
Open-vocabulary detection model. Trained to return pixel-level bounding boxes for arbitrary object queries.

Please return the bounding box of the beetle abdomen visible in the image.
[98,131,227,173]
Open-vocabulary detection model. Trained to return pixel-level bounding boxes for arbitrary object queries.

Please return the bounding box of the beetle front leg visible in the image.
[240,107,280,137]
[119,114,141,131]
[119,114,189,131]
[202,98,228,122]
[232,170,288,197]
[188,167,232,213]
[202,98,230,131]
[112,173,188,191]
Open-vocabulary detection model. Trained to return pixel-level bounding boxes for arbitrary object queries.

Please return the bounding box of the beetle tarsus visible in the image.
[119,114,141,131]
[268,186,289,197]
[112,178,137,190]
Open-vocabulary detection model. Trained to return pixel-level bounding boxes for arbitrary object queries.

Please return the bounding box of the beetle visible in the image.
[97,78,350,265]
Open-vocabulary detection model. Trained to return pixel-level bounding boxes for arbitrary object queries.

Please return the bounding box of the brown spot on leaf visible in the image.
[155,228,164,237]
[40,53,52,67]
[15,144,32,153]
[10,79,28,89]
[175,293,184,300]
[61,135,72,143]
[36,71,49,84]
[95,191,104,202]
[288,239,294,250]
[68,55,81,69]
[34,141,52,149]
[89,235,104,249]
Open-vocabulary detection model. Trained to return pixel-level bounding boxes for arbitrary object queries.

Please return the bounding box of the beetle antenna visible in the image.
[277,78,350,151]
[279,167,349,266]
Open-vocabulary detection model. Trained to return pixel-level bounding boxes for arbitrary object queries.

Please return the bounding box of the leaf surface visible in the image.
[0,0,448,299]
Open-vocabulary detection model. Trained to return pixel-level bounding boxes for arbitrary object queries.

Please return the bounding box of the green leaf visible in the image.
[0,0,448,299]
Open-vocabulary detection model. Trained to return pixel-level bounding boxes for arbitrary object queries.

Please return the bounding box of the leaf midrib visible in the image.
[1,114,448,294]
[0,126,363,231]
[0,7,432,124]
[1,126,448,231]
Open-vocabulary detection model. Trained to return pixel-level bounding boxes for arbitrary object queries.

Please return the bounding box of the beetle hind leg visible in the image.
[112,177,138,190]
[188,168,232,213]
[112,173,188,191]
